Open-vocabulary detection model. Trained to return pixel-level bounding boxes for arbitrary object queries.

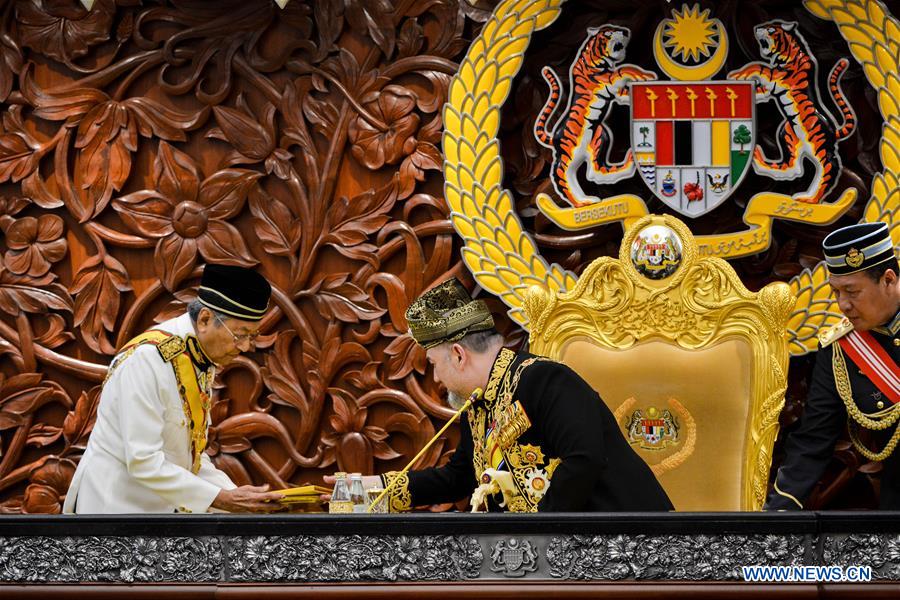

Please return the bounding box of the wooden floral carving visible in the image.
[0,0,482,513]
[0,0,886,513]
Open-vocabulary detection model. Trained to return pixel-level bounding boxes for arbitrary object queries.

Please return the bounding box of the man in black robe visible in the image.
[378,278,672,512]
[767,222,900,509]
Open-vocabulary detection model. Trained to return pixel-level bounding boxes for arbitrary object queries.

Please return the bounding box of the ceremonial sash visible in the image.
[837,330,900,405]
[483,419,506,471]
[111,330,211,473]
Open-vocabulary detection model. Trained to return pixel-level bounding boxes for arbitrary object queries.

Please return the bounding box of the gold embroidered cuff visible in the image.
[380,471,412,512]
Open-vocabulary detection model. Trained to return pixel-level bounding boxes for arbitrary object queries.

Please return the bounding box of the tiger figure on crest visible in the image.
[728,20,856,203]
[535,25,656,207]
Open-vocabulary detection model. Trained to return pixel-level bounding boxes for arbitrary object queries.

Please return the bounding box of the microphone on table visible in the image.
[366,386,484,513]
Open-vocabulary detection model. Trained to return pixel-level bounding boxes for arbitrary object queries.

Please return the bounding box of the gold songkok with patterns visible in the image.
[405,278,495,349]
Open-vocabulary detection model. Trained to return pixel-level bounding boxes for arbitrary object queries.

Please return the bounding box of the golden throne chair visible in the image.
[523,215,795,511]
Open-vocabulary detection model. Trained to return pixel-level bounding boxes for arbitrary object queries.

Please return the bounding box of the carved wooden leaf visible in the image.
[20,170,65,209]
[21,65,108,122]
[322,178,398,267]
[0,375,57,416]
[318,47,367,91]
[262,330,327,455]
[209,98,274,161]
[0,272,73,316]
[123,98,208,142]
[366,425,401,460]
[0,34,23,103]
[280,82,320,183]
[0,195,30,218]
[74,107,133,219]
[26,423,63,448]
[0,411,23,431]
[30,457,76,492]
[399,140,442,197]
[312,0,344,61]
[344,0,395,58]
[199,168,261,220]
[197,220,257,266]
[155,141,200,203]
[328,241,380,267]
[154,234,198,292]
[302,92,341,141]
[112,190,176,239]
[345,361,381,390]
[62,386,102,450]
[382,333,426,381]
[327,176,399,237]
[33,313,75,349]
[409,140,441,171]
[152,289,195,325]
[425,0,468,58]
[70,253,132,355]
[318,328,372,384]
[261,351,310,415]
[411,71,453,114]
[248,186,300,257]
[396,18,424,59]
[311,274,386,324]
[23,457,76,514]
[22,484,62,514]
[0,130,39,184]
[329,387,365,431]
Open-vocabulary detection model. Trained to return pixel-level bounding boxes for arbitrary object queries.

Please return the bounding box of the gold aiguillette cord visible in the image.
[366,387,483,513]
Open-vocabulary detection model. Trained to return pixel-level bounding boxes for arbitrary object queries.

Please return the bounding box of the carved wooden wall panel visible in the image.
[0,0,893,512]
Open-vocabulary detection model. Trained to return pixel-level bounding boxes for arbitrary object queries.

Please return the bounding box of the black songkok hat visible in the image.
[198,264,271,321]
[823,222,896,276]
[405,278,495,349]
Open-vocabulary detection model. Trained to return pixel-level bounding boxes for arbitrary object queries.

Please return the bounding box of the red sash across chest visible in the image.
[837,330,900,404]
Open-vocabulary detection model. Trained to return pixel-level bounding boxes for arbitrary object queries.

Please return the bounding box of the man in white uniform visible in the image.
[64,264,283,513]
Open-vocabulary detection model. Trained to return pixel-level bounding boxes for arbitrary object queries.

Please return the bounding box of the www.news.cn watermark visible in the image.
[742,565,872,582]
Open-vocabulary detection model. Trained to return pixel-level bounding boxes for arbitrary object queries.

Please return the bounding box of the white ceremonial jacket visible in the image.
[63,314,236,514]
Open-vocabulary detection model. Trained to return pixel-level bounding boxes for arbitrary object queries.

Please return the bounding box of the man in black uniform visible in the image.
[378,278,672,512]
[767,222,900,509]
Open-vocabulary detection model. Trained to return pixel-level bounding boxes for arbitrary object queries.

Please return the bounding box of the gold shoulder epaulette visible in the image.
[156,335,186,362]
[817,317,854,347]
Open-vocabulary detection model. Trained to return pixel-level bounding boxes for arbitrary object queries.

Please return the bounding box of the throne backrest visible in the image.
[524,215,794,511]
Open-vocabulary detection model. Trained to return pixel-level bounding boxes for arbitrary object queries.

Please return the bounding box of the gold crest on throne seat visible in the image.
[523,215,795,511]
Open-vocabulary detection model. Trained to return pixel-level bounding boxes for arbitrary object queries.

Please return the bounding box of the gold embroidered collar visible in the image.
[186,335,213,370]
[483,348,516,406]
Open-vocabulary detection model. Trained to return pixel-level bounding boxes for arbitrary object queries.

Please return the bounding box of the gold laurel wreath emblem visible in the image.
[443,0,899,349]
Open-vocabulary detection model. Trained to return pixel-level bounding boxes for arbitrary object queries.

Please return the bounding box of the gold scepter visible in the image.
[367,387,483,513]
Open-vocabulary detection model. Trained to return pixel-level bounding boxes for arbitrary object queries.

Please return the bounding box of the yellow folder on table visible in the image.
[273,484,332,503]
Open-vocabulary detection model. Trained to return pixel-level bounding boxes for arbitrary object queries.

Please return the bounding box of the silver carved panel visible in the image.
[2,532,900,583]
[0,536,222,582]
[823,534,900,580]
[226,535,483,582]
[546,534,808,580]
